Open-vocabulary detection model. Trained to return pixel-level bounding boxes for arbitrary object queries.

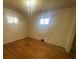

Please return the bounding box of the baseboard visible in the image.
[3,37,28,45]
[3,36,67,53]
[27,37,66,51]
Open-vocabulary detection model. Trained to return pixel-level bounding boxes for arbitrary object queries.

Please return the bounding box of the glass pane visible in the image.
[13,17,18,24]
[40,18,44,24]
[7,16,13,24]
[44,18,49,24]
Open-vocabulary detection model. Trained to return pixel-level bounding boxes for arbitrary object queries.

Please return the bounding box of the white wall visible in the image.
[3,8,28,44]
[29,8,76,50]
[3,7,75,52]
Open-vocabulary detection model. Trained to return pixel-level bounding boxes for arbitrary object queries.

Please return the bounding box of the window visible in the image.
[7,16,18,24]
[40,18,49,24]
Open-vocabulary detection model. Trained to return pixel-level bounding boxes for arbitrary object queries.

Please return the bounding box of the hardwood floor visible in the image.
[3,37,74,59]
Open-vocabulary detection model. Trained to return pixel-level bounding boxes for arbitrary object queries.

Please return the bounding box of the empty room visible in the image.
[3,0,76,59]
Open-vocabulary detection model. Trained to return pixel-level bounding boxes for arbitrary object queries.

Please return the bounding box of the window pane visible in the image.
[44,18,49,24]
[7,16,13,24]
[13,17,18,24]
[40,18,44,24]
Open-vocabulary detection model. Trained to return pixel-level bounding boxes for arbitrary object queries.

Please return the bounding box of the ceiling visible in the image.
[3,0,76,15]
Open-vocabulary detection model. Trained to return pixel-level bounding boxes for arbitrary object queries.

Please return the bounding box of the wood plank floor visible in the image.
[3,37,74,59]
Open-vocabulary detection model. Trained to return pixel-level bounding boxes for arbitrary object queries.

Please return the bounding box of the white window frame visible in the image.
[7,16,18,24]
[40,18,49,24]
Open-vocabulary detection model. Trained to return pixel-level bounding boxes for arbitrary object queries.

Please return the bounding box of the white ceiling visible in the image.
[3,0,76,15]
